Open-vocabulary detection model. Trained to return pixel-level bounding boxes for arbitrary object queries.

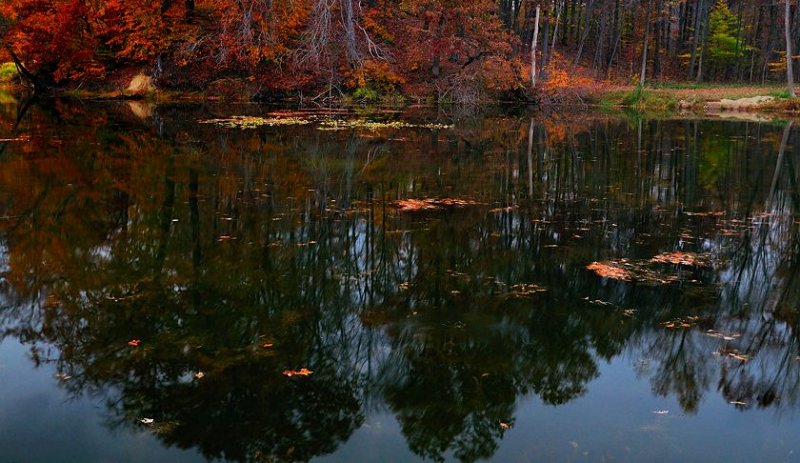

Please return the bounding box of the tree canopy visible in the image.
[0,0,797,100]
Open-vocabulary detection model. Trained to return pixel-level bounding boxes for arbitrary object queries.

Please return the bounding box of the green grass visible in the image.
[599,86,679,111]
[768,89,793,100]
[0,62,18,82]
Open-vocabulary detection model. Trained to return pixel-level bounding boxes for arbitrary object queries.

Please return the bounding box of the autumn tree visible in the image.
[393,0,524,102]
[0,0,104,88]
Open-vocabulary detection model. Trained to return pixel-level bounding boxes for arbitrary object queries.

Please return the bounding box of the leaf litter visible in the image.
[394,198,482,213]
[587,251,718,285]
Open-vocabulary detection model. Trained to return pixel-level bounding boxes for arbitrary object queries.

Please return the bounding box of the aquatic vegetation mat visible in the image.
[317,119,453,131]
[199,115,453,131]
[199,116,314,128]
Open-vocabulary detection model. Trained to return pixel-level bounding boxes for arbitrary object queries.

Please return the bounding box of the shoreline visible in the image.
[2,82,799,120]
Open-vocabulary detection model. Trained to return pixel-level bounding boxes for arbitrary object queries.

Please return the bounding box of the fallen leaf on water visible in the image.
[650,251,712,268]
[586,262,632,281]
[489,206,516,213]
[728,352,750,362]
[394,198,481,213]
[0,135,31,142]
[507,283,547,298]
[282,368,314,377]
[128,339,141,347]
[661,316,701,330]
[685,211,725,217]
[622,308,637,318]
[586,259,682,285]
[705,329,741,340]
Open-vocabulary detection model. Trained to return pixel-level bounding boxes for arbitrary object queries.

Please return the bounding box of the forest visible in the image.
[0,0,798,103]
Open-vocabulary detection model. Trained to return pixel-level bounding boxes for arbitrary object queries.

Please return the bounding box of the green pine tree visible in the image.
[706,0,742,79]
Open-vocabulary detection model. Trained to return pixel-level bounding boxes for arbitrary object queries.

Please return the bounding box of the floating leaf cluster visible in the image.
[199,116,453,131]
[317,119,454,131]
[585,261,634,281]
[718,346,751,362]
[661,316,703,329]
[587,250,719,285]
[507,283,547,298]
[199,116,314,128]
[650,251,712,268]
[394,198,482,212]
[586,259,682,285]
[705,329,741,341]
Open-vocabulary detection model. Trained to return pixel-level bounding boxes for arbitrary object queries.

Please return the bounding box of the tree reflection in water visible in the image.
[0,102,798,461]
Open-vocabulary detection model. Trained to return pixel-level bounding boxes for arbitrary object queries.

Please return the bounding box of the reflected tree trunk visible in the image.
[528,119,535,197]
[769,121,794,208]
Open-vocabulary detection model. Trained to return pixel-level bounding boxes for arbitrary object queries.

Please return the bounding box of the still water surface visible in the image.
[0,101,799,462]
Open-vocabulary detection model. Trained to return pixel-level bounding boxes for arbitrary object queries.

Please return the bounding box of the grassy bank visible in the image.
[595,83,798,114]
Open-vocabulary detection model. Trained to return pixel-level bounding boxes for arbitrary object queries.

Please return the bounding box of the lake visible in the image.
[0,100,799,462]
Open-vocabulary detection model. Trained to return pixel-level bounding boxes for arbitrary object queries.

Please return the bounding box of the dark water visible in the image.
[0,99,799,462]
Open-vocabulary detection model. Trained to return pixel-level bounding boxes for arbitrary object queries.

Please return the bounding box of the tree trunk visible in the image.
[5,46,42,91]
[653,0,662,79]
[640,0,653,87]
[531,5,540,88]
[542,8,551,79]
[786,0,796,97]
[688,0,703,80]
[696,0,710,82]
[573,0,594,65]
[551,0,563,51]
[343,0,359,65]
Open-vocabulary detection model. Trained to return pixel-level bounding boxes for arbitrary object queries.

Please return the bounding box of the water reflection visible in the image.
[0,101,799,461]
